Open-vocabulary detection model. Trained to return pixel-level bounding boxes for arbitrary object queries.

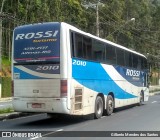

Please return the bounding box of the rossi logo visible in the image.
[15,30,59,40]
[126,69,140,77]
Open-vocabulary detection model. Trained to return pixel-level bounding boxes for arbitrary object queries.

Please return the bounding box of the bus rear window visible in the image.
[13,23,60,63]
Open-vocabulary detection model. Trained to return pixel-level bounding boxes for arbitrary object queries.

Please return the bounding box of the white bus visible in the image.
[12,22,149,119]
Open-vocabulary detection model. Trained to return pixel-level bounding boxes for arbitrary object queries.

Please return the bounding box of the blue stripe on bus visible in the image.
[14,67,44,79]
[72,58,137,99]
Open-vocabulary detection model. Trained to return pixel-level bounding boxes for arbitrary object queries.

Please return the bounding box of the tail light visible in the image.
[61,80,67,97]
[12,80,14,96]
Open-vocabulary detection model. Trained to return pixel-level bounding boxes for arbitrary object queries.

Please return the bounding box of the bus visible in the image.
[12,22,149,119]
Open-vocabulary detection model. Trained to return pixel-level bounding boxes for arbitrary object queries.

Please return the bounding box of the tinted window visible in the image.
[142,57,147,69]
[137,56,142,69]
[71,32,75,57]
[74,33,83,58]
[72,31,146,70]
[125,51,132,67]
[132,54,138,68]
[73,33,92,60]
[83,36,92,59]
[116,47,125,66]
[92,40,105,62]
[106,44,116,64]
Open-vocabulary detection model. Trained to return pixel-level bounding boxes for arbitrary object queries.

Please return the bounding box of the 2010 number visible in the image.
[72,60,86,66]
[36,65,59,71]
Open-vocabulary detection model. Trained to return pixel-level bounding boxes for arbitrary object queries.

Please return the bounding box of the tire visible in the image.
[94,96,104,119]
[106,95,114,116]
[138,91,144,106]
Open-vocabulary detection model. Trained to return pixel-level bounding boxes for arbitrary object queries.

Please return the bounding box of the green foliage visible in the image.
[2,57,11,66]
[0,108,14,114]
[1,0,160,72]
[2,77,11,98]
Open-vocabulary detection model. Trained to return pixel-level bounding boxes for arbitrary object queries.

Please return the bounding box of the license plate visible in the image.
[32,103,42,108]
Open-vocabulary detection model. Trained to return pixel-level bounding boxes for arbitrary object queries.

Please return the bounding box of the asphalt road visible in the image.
[0,94,160,140]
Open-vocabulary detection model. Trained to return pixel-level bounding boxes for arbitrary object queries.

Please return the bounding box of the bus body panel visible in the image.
[72,58,147,108]
[70,79,97,115]
[12,22,67,113]
[12,22,149,116]
[13,79,60,98]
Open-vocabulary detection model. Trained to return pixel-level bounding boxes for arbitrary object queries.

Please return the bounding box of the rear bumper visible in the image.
[12,97,70,114]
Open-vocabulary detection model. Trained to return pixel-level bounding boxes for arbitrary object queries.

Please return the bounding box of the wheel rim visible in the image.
[97,100,103,115]
[108,99,113,112]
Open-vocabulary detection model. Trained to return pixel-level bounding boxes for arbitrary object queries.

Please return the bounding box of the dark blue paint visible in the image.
[14,22,60,63]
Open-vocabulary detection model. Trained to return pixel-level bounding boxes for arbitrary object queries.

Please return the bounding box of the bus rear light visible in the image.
[61,80,67,97]
[12,81,14,96]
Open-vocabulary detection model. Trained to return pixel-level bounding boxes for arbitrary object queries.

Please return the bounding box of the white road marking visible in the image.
[30,136,40,140]
[30,129,63,140]
[151,101,157,103]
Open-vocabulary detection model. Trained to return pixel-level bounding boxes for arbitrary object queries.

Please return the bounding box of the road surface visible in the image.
[0,94,160,140]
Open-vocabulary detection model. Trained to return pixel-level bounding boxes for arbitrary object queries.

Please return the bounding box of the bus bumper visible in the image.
[12,97,70,114]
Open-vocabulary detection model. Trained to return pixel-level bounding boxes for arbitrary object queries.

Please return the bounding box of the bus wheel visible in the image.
[106,95,114,116]
[94,96,103,119]
[139,91,144,106]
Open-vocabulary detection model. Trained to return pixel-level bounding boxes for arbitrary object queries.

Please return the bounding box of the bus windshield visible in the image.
[13,22,60,63]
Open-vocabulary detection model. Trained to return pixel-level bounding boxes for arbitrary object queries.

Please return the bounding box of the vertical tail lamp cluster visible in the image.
[61,80,67,97]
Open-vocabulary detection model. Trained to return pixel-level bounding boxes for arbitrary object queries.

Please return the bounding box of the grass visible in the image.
[1,57,12,97]
[0,108,14,114]
[2,77,12,97]
[2,57,11,66]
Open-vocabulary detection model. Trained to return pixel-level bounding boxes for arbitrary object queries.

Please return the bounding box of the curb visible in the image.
[0,112,44,121]
[0,97,12,102]
[0,112,20,121]
[149,91,160,96]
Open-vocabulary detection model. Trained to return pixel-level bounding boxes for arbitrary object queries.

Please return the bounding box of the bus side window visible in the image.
[125,51,133,68]
[116,47,125,66]
[74,33,83,58]
[72,32,92,60]
[137,56,142,70]
[92,40,105,62]
[83,36,92,60]
[132,54,138,69]
[71,32,75,57]
[142,57,147,70]
[106,44,116,65]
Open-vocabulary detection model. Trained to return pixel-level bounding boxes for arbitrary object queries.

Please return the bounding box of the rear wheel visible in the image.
[106,95,114,116]
[94,96,103,119]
